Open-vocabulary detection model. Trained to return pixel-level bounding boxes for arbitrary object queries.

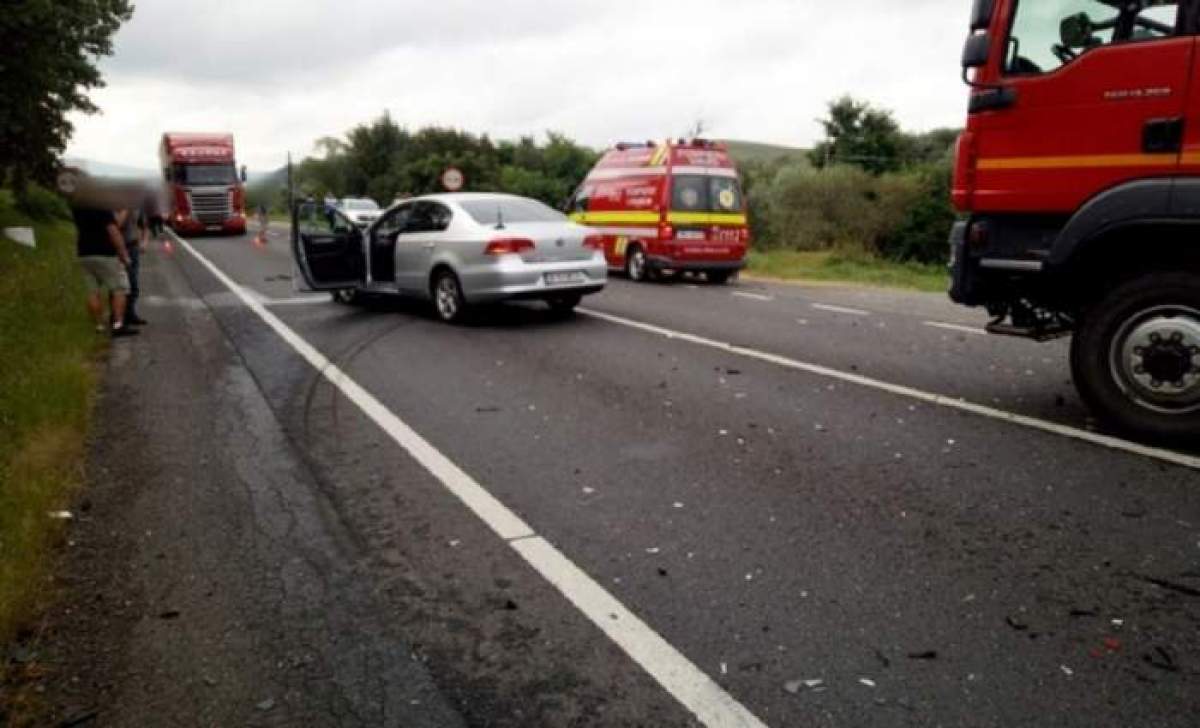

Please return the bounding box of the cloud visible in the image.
[68,0,973,171]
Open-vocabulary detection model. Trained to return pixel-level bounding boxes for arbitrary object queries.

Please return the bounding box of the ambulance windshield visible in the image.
[671,175,743,213]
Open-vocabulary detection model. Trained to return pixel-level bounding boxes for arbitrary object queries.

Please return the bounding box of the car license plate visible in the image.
[206,225,221,231]
[545,271,586,285]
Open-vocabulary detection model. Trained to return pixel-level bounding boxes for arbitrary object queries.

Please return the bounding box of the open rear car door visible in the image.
[292,200,365,290]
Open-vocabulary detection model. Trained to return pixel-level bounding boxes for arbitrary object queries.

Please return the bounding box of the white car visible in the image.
[337,198,381,227]
[292,193,607,322]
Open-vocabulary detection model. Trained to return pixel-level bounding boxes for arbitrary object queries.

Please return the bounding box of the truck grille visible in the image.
[188,190,231,224]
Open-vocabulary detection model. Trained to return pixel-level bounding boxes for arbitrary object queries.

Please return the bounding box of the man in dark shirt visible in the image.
[74,206,137,337]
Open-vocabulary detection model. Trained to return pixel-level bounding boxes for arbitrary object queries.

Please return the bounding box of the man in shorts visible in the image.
[74,204,137,337]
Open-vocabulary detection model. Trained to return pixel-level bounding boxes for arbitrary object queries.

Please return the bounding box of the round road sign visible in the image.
[441,167,464,192]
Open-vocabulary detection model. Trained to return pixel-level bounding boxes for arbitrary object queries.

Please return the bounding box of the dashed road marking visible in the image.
[732,291,773,302]
[924,321,987,336]
[578,307,1200,472]
[174,233,769,728]
[812,302,870,316]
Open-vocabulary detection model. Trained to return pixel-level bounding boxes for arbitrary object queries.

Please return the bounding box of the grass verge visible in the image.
[0,189,98,650]
[745,248,949,293]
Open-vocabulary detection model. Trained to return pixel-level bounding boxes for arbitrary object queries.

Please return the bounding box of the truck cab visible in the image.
[160,132,248,236]
[951,0,1200,441]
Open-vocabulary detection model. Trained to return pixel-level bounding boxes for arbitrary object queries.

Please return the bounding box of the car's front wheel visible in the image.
[331,288,362,305]
[546,293,582,315]
[432,270,468,324]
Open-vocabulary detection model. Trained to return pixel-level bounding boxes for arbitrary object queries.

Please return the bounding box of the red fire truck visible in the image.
[950,0,1200,441]
[569,140,749,283]
[159,132,248,236]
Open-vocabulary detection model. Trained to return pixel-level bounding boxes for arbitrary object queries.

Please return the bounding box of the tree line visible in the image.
[274,98,959,265]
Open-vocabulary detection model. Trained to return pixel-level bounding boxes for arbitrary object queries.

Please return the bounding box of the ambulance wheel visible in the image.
[1071,271,1200,443]
[626,245,652,282]
[707,270,733,285]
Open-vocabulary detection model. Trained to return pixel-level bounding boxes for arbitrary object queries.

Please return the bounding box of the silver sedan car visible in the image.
[292,193,607,322]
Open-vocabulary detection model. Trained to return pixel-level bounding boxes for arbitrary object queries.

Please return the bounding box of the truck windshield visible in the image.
[173,164,237,186]
[1006,0,1178,75]
[460,198,567,225]
[671,175,743,213]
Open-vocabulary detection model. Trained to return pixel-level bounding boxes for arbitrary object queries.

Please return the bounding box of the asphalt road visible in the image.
[72,224,1200,726]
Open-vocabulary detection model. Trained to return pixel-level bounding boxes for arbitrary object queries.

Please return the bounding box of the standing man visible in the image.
[74,203,136,337]
[116,206,148,326]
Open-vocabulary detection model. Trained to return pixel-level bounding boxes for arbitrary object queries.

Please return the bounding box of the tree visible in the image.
[809,96,905,175]
[0,0,134,189]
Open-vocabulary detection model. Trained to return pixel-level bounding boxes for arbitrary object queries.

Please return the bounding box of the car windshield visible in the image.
[670,175,743,213]
[343,199,379,211]
[460,198,567,225]
[174,164,236,186]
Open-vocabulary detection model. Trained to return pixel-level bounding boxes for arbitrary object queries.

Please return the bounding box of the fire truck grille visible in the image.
[188,190,231,224]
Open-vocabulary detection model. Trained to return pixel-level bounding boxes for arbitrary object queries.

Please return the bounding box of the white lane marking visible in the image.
[732,291,773,302]
[812,303,870,316]
[264,295,333,306]
[924,321,987,336]
[173,232,768,728]
[577,307,1200,472]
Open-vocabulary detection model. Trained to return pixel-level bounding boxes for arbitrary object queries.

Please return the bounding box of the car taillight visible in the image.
[583,234,605,250]
[659,223,674,241]
[485,237,535,255]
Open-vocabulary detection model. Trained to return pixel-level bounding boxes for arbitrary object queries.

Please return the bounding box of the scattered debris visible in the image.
[672,502,684,509]
[1069,608,1098,618]
[859,678,877,688]
[874,649,891,668]
[907,650,938,660]
[48,510,74,520]
[59,709,98,727]
[814,424,826,432]
[158,610,181,620]
[448,540,461,548]
[1145,646,1179,673]
[657,567,669,577]
[503,599,518,611]
[1060,665,1074,677]
[256,698,276,711]
[720,662,728,675]
[1005,616,1028,631]
[645,547,660,554]
[581,487,595,495]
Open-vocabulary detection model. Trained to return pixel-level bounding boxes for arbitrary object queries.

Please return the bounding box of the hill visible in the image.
[719,140,810,166]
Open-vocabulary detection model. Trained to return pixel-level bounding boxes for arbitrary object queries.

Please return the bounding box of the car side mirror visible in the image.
[969,0,995,31]
[1060,13,1093,49]
[962,32,991,68]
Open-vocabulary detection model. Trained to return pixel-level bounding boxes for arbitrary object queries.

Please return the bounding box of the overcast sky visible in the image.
[65,0,972,172]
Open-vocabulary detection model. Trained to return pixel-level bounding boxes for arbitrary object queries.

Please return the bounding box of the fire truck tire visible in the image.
[625,244,654,282]
[707,270,733,285]
[1070,271,1200,443]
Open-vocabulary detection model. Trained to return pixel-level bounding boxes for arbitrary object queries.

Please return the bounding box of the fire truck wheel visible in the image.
[331,288,362,305]
[626,245,653,282]
[707,270,733,285]
[1071,271,1200,443]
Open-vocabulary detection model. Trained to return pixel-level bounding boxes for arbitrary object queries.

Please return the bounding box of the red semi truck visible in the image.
[159,132,247,236]
[951,0,1200,441]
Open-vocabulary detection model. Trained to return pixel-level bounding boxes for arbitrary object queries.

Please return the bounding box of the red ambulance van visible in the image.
[569,140,749,283]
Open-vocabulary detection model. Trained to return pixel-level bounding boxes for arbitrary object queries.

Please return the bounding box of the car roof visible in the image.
[417,192,530,204]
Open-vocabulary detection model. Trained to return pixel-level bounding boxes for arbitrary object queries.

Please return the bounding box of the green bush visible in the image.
[14,183,69,221]
[875,162,956,264]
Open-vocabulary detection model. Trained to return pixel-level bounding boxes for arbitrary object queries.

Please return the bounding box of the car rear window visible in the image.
[671,175,743,213]
[460,198,567,225]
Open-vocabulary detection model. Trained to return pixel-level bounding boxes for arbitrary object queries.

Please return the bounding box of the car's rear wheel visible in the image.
[1071,271,1200,443]
[626,244,652,282]
[432,270,468,324]
[546,293,582,315]
[331,288,362,305]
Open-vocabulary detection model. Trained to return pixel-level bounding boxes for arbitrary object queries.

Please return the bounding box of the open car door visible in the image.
[291,200,365,290]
